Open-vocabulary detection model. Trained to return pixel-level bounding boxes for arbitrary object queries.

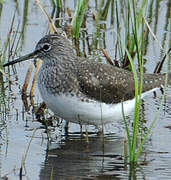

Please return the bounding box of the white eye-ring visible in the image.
[42,43,51,51]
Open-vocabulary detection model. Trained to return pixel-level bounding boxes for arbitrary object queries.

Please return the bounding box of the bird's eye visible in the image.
[42,43,51,51]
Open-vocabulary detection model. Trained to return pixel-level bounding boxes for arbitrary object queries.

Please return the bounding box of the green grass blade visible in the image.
[71,0,89,39]
[121,101,131,160]
[126,48,140,163]
[135,72,168,161]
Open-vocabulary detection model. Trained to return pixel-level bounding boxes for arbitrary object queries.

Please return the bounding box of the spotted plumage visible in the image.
[3,34,171,126]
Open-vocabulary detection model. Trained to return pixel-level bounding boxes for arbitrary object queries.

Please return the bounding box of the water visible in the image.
[0,0,171,179]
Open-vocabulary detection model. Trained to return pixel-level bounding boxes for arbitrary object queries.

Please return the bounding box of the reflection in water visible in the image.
[0,0,171,180]
[39,134,124,180]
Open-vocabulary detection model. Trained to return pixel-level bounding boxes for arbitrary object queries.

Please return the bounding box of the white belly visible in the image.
[39,92,135,126]
[39,83,160,126]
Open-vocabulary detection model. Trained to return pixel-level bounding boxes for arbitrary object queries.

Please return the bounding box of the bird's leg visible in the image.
[79,124,83,136]
[64,121,69,136]
[85,125,89,143]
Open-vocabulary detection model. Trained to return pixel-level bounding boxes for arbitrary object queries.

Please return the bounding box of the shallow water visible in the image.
[0,0,171,180]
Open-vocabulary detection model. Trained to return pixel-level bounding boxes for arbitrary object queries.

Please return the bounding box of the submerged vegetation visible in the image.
[0,0,170,179]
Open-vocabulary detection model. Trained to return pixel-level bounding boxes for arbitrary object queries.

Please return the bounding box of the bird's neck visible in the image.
[42,53,78,68]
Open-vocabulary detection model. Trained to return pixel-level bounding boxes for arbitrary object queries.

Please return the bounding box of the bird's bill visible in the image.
[3,49,40,67]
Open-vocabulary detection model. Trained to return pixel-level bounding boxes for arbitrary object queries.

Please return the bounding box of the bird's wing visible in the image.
[77,62,167,104]
[77,62,136,104]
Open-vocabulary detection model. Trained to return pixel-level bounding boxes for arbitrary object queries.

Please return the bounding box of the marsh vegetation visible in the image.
[0,0,170,179]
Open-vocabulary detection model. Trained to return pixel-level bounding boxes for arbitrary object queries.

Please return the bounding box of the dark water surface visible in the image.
[0,0,171,179]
